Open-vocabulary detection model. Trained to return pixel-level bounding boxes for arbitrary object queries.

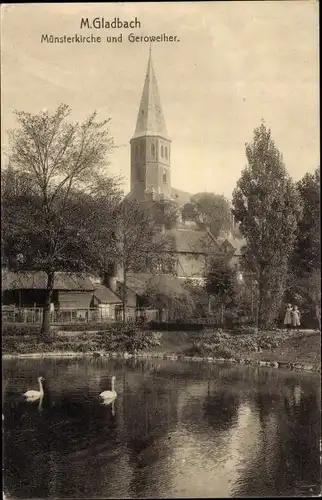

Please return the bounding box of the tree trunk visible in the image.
[41,270,55,339]
[316,304,321,331]
[208,296,212,314]
[257,275,267,330]
[221,302,225,325]
[122,268,127,325]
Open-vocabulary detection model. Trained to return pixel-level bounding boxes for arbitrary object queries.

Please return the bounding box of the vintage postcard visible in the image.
[1,2,320,499]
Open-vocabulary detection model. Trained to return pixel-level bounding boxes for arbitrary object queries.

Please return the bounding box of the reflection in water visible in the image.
[3,358,321,498]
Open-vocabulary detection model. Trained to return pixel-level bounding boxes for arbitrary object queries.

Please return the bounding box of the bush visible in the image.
[54,323,115,332]
[2,324,41,337]
[97,324,159,353]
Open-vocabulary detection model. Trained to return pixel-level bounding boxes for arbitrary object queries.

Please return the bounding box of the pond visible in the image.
[3,358,321,498]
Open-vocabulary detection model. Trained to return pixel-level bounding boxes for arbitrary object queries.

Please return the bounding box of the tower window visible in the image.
[151,143,155,156]
[161,145,164,157]
[163,169,167,184]
[165,146,168,159]
[140,143,144,156]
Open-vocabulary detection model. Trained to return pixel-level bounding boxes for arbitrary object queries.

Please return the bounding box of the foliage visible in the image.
[287,169,321,330]
[232,122,302,329]
[184,329,295,359]
[205,258,237,303]
[97,325,159,353]
[153,199,179,229]
[141,278,209,321]
[205,257,238,323]
[110,200,175,321]
[2,324,42,337]
[117,200,175,274]
[3,104,121,336]
[182,192,232,238]
[291,168,320,275]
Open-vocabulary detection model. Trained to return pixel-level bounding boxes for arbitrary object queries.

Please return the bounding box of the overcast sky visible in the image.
[1,1,319,198]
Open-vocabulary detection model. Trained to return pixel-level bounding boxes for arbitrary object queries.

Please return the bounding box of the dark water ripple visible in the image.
[3,358,321,498]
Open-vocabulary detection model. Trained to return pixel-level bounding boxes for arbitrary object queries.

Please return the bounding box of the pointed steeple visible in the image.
[132,49,169,140]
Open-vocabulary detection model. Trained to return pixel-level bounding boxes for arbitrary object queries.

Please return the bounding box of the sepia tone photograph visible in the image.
[1,1,320,498]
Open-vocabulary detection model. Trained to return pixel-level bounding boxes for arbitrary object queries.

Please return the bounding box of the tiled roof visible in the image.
[2,271,95,291]
[125,273,188,297]
[164,228,217,254]
[93,285,122,304]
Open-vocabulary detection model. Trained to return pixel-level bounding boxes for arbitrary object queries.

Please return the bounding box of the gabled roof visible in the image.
[164,228,219,254]
[2,271,95,291]
[93,285,122,304]
[217,236,245,256]
[132,51,169,140]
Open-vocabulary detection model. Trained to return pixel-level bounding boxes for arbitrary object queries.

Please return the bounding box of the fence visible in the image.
[2,306,159,325]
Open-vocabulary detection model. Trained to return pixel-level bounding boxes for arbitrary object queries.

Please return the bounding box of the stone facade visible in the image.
[130,50,171,201]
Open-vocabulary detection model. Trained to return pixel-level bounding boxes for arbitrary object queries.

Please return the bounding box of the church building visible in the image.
[126,49,243,284]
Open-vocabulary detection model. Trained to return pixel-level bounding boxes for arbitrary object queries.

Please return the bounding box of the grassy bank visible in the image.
[2,325,321,372]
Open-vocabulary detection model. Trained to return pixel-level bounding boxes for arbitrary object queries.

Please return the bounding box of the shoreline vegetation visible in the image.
[2,325,320,374]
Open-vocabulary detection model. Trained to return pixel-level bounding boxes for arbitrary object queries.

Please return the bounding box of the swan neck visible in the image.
[111,378,115,392]
[38,379,44,395]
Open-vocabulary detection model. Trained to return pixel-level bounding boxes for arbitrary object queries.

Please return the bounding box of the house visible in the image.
[2,270,123,322]
[162,227,219,278]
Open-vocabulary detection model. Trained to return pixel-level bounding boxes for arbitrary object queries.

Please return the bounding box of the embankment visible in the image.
[2,326,321,373]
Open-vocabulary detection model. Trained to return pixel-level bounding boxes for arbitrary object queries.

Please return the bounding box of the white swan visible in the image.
[23,376,45,401]
[100,376,117,401]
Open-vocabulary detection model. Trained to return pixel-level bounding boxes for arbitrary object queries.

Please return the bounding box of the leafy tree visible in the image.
[182,192,232,237]
[154,199,179,229]
[291,168,320,274]
[288,168,320,329]
[3,104,120,337]
[205,258,237,324]
[110,200,175,322]
[141,278,208,321]
[232,122,302,329]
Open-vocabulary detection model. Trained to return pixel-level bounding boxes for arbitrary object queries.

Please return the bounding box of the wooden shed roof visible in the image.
[2,271,95,291]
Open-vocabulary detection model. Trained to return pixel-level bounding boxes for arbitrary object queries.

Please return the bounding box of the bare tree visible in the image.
[4,104,120,337]
[115,200,175,322]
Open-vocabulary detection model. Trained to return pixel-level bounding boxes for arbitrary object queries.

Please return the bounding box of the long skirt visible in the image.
[284,310,292,325]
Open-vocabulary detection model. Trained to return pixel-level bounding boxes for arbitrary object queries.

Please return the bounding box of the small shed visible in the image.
[91,285,122,320]
[2,270,95,309]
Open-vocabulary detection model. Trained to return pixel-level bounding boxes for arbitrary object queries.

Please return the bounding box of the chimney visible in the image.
[103,262,118,293]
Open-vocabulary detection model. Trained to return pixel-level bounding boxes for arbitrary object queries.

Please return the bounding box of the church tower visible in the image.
[130,49,171,201]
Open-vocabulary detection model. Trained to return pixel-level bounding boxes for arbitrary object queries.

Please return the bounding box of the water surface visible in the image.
[3,358,321,498]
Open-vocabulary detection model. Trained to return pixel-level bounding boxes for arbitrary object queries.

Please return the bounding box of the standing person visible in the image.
[292,305,301,330]
[284,303,293,330]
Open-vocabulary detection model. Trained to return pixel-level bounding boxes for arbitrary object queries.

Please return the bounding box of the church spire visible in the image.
[132,49,169,140]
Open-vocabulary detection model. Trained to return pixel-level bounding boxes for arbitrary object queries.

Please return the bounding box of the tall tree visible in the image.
[289,168,320,329]
[232,122,302,329]
[3,104,120,336]
[182,192,232,237]
[291,168,320,274]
